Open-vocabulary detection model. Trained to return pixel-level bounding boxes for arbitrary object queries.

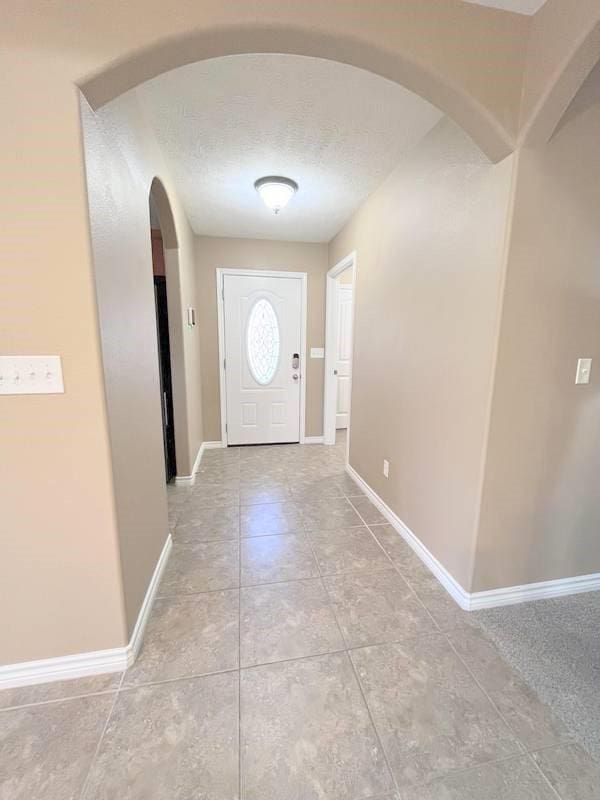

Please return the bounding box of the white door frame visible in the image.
[323,251,357,447]
[216,268,308,447]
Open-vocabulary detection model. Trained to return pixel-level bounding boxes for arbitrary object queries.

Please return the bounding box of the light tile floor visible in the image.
[3,434,600,799]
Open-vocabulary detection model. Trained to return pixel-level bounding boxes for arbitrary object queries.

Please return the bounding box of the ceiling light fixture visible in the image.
[254,176,298,214]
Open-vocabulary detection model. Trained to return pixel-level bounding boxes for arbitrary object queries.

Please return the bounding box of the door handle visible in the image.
[163,391,169,427]
[333,370,338,376]
[292,373,299,381]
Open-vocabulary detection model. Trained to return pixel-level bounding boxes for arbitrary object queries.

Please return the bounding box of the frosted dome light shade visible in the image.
[254,176,298,214]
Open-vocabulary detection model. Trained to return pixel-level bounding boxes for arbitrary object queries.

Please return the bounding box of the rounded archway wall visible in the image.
[78,1,528,163]
[149,177,178,250]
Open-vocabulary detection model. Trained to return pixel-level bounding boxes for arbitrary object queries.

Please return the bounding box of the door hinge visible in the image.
[221,285,225,300]
[225,423,228,433]
[223,358,226,370]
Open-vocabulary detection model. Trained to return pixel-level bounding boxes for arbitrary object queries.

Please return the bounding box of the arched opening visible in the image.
[149,184,177,482]
[149,176,179,249]
[78,41,516,693]
[79,23,514,163]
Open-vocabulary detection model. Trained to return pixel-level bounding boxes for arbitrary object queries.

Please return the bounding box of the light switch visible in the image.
[575,358,592,385]
[310,347,325,359]
[0,356,64,395]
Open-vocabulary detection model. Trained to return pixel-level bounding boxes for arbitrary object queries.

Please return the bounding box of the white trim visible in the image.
[303,436,324,444]
[0,647,127,691]
[468,572,600,610]
[216,268,308,446]
[345,464,471,609]
[174,442,205,486]
[202,440,224,450]
[216,272,228,446]
[125,533,172,665]
[346,463,600,611]
[0,535,172,690]
[174,475,195,486]
[324,252,357,450]
[173,439,226,485]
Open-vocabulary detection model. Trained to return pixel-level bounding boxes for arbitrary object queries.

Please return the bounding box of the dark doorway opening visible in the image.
[151,225,177,483]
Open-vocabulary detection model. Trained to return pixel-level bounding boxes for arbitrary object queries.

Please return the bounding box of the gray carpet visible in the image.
[473,591,600,760]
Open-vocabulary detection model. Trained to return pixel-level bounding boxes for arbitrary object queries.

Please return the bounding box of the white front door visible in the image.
[223,273,303,445]
[335,284,353,429]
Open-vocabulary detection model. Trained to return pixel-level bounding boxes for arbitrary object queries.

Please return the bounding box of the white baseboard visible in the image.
[345,464,471,610]
[303,436,324,444]
[0,534,172,690]
[174,440,225,486]
[202,440,224,450]
[345,464,600,611]
[174,442,205,486]
[468,571,600,610]
[124,533,172,664]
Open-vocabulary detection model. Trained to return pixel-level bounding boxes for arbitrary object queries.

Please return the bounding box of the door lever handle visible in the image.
[163,391,169,426]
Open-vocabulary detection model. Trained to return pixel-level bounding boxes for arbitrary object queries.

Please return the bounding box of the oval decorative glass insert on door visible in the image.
[246,298,280,385]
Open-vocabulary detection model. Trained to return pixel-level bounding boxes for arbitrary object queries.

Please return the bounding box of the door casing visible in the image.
[335,284,353,430]
[216,268,308,447]
[323,252,357,449]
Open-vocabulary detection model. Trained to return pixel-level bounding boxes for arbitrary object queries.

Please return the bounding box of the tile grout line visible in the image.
[314,495,402,797]
[343,477,452,637]
[443,630,524,741]
[121,666,240,692]
[237,497,243,800]
[398,749,560,796]
[526,753,565,800]
[346,489,565,795]
[156,562,401,601]
[346,650,401,798]
[441,631,563,799]
[171,447,574,797]
[364,522,444,634]
[0,686,123,714]
[78,669,126,800]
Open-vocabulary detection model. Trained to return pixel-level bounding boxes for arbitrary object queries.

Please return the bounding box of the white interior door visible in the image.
[335,284,353,429]
[223,273,303,445]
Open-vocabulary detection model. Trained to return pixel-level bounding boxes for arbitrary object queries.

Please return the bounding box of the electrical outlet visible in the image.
[383,459,389,478]
[575,358,592,385]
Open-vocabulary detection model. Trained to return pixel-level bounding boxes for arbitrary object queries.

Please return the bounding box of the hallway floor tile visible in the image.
[2,435,599,799]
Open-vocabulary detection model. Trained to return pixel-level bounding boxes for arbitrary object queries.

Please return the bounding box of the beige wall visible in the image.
[81,91,203,634]
[338,268,353,286]
[519,0,600,144]
[329,119,514,589]
[195,236,329,441]
[474,62,600,591]
[0,70,128,664]
[71,0,529,162]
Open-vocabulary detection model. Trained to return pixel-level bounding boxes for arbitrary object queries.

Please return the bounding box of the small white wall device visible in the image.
[575,358,592,385]
[0,355,64,395]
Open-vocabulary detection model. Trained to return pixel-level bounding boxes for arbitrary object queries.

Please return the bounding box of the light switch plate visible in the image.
[575,358,592,385]
[310,347,325,359]
[0,356,64,395]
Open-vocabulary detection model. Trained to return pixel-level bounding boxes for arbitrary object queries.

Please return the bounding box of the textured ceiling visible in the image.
[463,0,547,13]
[137,55,442,242]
